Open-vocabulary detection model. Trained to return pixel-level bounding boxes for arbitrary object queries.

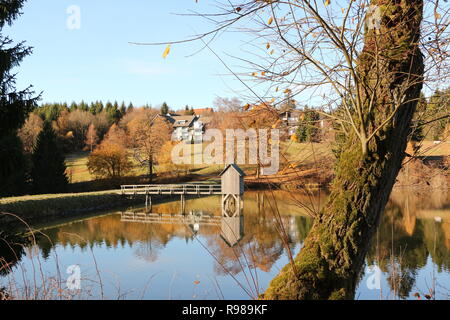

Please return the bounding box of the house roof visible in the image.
[170,115,198,127]
[219,163,246,177]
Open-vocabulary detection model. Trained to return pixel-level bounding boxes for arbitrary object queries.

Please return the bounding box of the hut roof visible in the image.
[219,164,245,177]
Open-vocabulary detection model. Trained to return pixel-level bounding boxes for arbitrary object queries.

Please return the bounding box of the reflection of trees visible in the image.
[386,265,417,299]
[295,216,314,242]
[207,192,308,276]
[33,214,197,263]
[134,240,163,263]
[0,231,29,276]
[3,188,446,299]
[366,188,449,298]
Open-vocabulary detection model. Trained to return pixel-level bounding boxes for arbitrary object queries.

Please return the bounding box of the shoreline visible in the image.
[0,191,147,232]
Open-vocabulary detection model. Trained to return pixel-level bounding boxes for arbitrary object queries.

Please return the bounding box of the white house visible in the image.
[163,114,206,143]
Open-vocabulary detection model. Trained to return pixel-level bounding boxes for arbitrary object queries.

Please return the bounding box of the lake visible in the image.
[1,189,449,300]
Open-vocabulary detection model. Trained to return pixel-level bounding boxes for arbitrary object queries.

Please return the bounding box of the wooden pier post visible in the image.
[180,194,185,215]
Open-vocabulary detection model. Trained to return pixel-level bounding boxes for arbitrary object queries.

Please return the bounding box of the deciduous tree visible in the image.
[87,125,132,179]
[18,113,44,154]
[127,111,171,181]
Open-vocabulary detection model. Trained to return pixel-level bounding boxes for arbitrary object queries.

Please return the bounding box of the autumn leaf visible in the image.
[268,16,273,25]
[266,43,271,49]
[243,103,250,111]
[325,0,331,7]
[261,71,266,76]
[162,45,171,59]
[272,119,282,128]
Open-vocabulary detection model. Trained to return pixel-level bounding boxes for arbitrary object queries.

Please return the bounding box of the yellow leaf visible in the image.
[268,17,273,25]
[261,71,266,76]
[251,72,257,77]
[270,49,275,55]
[266,43,271,49]
[435,12,441,20]
[162,45,171,59]
[325,0,331,7]
[272,119,282,128]
[243,103,250,111]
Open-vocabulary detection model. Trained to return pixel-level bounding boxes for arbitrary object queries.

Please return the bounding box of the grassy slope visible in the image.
[0,190,141,229]
[65,140,449,183]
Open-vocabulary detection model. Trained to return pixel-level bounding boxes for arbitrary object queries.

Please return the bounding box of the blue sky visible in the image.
[6,0,253,109]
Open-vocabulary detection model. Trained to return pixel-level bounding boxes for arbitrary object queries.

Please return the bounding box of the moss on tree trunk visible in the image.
[263,0,424,300]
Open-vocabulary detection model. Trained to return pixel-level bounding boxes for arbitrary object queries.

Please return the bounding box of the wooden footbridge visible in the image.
[120,164,245,214]
[120,184,222,196]
[119,165,246,247]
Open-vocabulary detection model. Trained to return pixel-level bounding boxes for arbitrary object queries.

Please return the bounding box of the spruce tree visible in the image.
[31,122,68,194]
[160,102,169,115]
[0,0,39,196]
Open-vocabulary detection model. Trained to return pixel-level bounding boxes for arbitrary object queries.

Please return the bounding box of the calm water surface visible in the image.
[1,189,449,300]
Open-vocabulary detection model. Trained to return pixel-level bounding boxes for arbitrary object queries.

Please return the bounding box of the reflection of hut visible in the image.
[220,216,244,247]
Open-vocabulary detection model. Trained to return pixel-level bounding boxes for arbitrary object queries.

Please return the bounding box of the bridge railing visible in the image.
[120,184,222,195]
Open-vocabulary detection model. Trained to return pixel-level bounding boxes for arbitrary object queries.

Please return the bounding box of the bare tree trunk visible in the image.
[263,0,424,300]
[149,158,153,183]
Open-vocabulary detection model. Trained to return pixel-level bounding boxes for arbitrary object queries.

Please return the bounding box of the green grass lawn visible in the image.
[65,151,92,183]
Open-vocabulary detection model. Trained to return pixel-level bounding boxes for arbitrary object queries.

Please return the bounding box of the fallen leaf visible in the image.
[162,45,171,59]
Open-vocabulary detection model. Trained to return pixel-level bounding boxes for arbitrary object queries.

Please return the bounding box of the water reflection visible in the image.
[119,209,244,248]
[0,189,448,299]
[363,188,450,299]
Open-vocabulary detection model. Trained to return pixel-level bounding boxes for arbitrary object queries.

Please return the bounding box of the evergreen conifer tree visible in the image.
[31,122,68,194]
[0,1,39,196]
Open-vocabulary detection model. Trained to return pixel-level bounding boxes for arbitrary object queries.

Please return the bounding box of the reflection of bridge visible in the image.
[120,211,222,226]
[119,210,244,247]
